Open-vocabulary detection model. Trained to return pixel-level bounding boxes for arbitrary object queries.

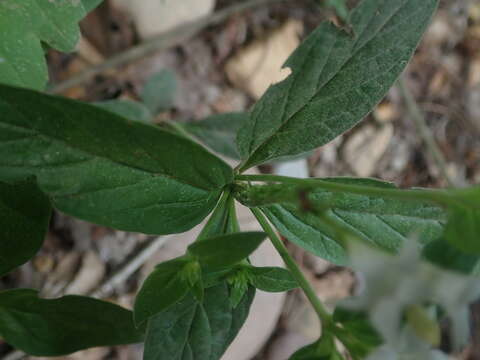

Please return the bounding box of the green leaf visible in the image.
[141,69,177,114]
[197,192,239,241]
[260,178,445,264]
[227,274,249,309]
[188,232,266,270]
[290,333,344,360]
[0,179,51,276]
[333,308,383,359]
[183,112,248,159]
[0,84,233,235]
[262,205,347,264]
[134,258,192,326]
[0,289,143,356]
[237,0,439,170]
[444,205,480,255]
[81,0,104,13]
[95,99,153,123]
[246,266,298,292]
[144,283,255,360]
[422,238,480,275]
[325,0,349,20]
[0,0,95,90]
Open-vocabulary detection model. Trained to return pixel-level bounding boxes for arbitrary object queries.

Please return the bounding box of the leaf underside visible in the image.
[262,178,445,264]
[238,0,439,170]
[0,84,233,235]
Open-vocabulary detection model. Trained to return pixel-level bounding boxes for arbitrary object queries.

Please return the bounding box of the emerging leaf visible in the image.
[237,0,439,170]
[0,179,51,277]
[0,289,142,356]
[0,84,233,235]
[144,283,255,360]
[188,232,266,270]
[0,0,99,89]
[197,192,239,241]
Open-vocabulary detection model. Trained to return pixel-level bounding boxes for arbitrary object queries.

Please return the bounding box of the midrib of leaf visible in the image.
[0,101,218,192]
[242,0,430,169]
[180,306,200,360]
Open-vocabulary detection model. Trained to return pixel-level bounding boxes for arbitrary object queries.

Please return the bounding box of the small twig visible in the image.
[1,351,25,360]
[89,235,173,299]
[49,0,289,94]
[398,76,457,187]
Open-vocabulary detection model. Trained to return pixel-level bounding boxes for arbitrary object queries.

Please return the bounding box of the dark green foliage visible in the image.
[0,84,233,235]
[289,333,344,360]
[333,308,383,359]
[144,283,255,360]
[188,232,266,270]
[0,289,143,356]
[0,179,51,276]
[134,258,192,326]
[237,0,439,170]
[245,266,298,292]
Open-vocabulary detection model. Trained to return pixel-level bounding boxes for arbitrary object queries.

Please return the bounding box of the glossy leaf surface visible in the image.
[144,283,255,360]
[238,0,439,170]
[0,289,143,356]
[188,232,266,270]
[0,84,233,235]
[0,1,95,89]
[0,179,51,276]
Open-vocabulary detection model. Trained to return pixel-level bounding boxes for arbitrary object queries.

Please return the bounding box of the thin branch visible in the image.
[398,76,457,187]
[1,351,25,360]
[49,0,290,94]
[251,207,333,326]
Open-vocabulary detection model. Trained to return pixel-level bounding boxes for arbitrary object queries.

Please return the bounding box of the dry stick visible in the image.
[398,76,457,187]
[89,235,173,299]
[49,0,289,94]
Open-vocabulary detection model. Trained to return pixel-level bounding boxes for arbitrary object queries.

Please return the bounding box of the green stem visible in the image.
[251,207,332,325]
[236,174,463,209]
